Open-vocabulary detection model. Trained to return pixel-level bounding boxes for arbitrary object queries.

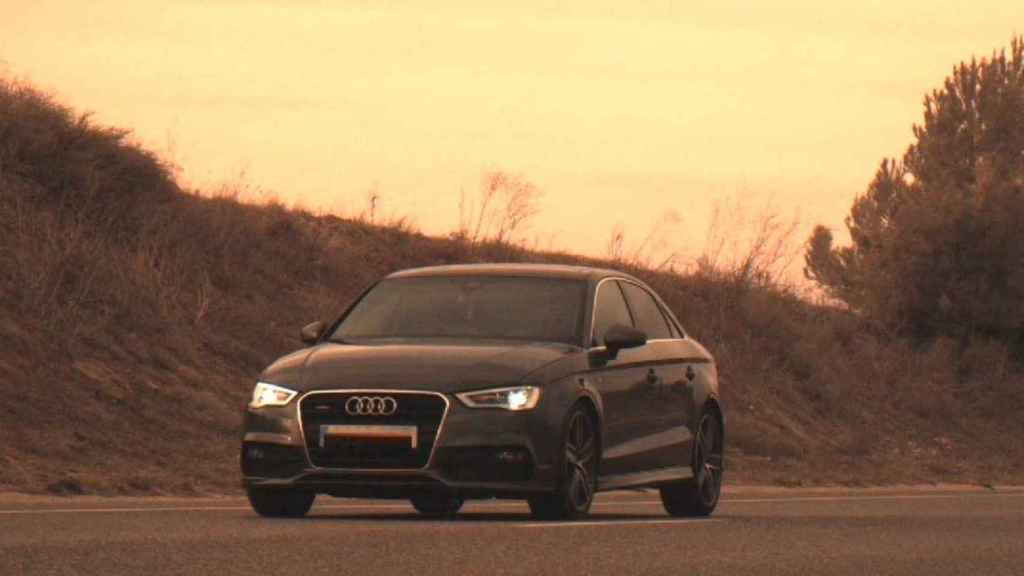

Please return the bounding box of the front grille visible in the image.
[299,391,447,469]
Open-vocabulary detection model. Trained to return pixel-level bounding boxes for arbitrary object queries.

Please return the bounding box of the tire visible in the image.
[528,404,599,520]
[246,487,316,518]
[660,410,723,517]
[410,493,464,518]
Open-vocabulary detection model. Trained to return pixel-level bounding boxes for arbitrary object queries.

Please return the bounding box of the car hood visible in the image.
[259,341,576,393]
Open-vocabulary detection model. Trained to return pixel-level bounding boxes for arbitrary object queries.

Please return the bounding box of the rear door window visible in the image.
[620,282,673,340]
[591,281,634,346]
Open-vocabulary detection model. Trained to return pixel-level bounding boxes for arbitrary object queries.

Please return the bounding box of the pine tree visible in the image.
[805,37,1024,342]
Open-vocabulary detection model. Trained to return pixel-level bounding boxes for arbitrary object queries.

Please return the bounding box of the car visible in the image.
[240,263,724,520]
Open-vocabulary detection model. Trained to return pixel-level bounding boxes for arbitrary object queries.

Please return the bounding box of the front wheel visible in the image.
[247,487,316,518]
[660,410,723,517]
[528,405,598,520]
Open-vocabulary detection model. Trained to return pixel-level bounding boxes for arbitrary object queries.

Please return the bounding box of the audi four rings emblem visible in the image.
[345,396,398,416]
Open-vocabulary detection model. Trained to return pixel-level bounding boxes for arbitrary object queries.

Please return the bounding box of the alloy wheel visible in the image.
[528,405,598,520]
[693,412,723,509]
[659,409,723,517]
[565,409,597,511]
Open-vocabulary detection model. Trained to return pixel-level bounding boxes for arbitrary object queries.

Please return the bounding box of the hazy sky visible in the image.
[2,1,1020,269]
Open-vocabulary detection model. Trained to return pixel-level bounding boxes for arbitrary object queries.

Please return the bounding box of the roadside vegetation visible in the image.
[806,37,1024,348]
[2,38,1023,495]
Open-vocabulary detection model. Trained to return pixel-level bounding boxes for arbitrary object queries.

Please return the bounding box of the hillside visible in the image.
[2,79,1023,495]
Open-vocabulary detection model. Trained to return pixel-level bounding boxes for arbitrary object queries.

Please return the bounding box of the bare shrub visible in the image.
[358,186,381,225]
[695,195,801,289]
[457,170,542,247]
[604,223,626,264]
[344,186,416,233]
[604,211,683,271]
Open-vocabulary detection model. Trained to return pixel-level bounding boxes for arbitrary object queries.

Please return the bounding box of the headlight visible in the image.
[249,382,298,409]
[456,386,541,411]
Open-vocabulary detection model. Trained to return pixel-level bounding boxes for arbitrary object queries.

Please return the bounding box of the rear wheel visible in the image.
[410,493,464,518]
[660,410,723,517]
[528,405,598,520]
[246,487,316,518]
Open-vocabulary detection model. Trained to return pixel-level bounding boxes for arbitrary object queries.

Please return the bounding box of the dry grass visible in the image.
[2,78,1023,494]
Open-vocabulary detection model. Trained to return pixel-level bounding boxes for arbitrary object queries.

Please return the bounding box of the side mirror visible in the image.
[300,321,326,345]
[603,324,647,358]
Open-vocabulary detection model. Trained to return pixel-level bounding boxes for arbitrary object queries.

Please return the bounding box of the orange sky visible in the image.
[2,1,1020,272]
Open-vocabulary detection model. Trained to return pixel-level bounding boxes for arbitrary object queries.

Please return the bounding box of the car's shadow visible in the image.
[293,511,718,524]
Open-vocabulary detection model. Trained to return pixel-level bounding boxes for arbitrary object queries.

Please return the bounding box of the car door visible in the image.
[587,280,668,479]
[617,281,693,472]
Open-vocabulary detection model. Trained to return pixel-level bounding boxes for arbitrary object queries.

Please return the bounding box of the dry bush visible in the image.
[345,186,418,234]
[457,170,542,247]
[604,211,683,271]
[0,79,177,236]
[694,195,801,290]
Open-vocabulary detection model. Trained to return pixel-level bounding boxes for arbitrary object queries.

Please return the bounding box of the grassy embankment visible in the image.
[1,79,1022,494]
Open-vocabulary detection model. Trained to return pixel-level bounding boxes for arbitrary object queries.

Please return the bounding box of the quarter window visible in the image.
[591,281,634,346]
[620,283,673,340]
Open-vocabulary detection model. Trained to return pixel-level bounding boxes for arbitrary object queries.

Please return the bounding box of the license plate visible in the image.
[318,425,418,449]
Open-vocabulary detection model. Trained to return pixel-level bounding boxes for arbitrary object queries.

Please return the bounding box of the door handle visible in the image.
[686,365,696,382]
[646,368,660,390]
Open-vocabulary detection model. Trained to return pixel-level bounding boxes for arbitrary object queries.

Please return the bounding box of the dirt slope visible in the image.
[1,79,1022,494]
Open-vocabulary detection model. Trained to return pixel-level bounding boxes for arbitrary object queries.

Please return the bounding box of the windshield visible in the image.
[330,276,586,345]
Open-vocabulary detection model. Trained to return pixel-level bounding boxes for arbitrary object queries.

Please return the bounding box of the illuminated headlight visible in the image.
[456,386,541,411]
[249,382,298,409]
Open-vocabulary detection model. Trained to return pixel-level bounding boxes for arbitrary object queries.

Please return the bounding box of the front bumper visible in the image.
[240,390,563,498]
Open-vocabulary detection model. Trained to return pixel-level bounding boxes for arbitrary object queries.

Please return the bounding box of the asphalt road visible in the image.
[2,488,1023,576]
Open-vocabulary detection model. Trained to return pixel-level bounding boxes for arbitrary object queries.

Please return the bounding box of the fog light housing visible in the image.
[440,446,535,482]
[496,448,529,464]
[241,443,306,478]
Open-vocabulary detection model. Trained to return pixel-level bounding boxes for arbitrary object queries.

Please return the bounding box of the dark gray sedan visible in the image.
[241,264,724,520]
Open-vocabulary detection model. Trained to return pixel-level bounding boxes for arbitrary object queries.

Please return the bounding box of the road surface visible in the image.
[1,487,1022,575]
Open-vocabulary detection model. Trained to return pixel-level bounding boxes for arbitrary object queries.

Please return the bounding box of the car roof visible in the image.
[387,263,642,284]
